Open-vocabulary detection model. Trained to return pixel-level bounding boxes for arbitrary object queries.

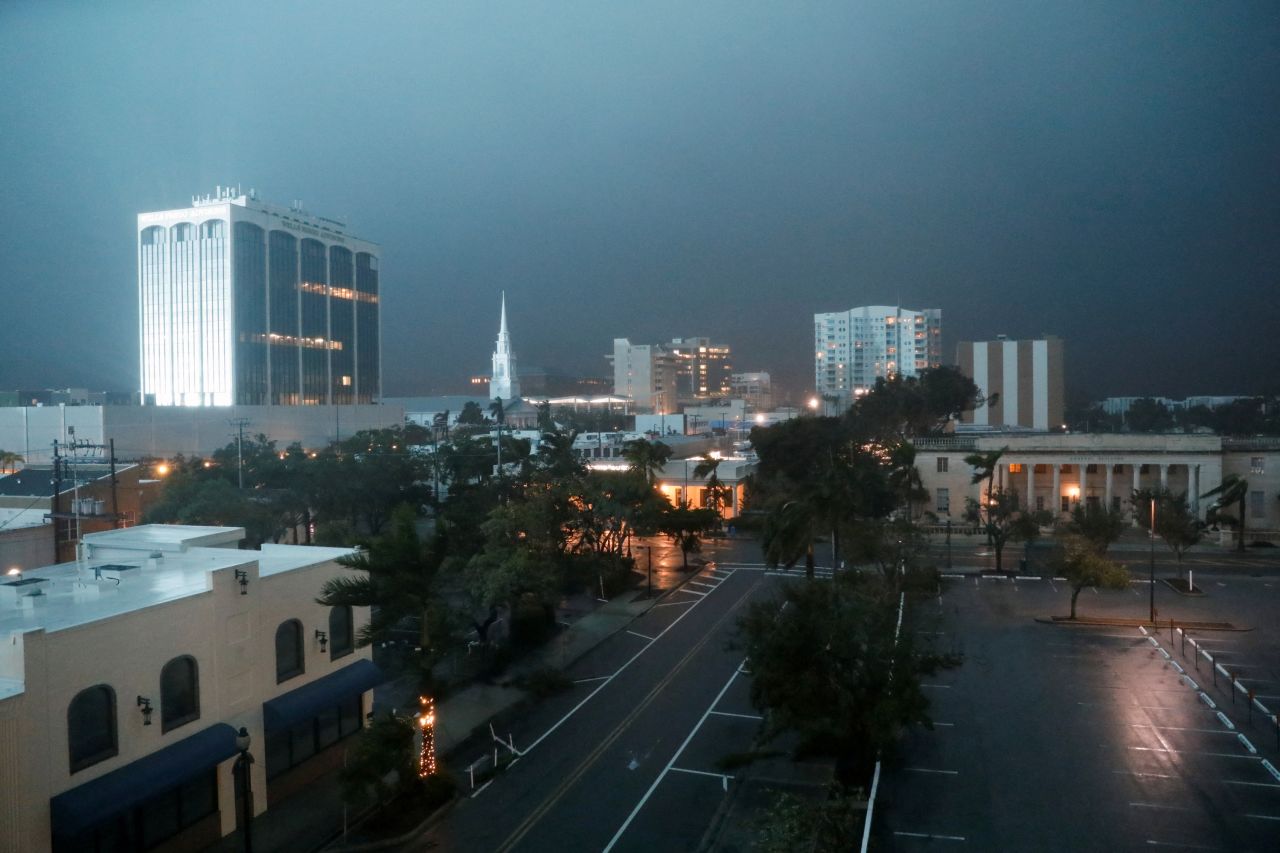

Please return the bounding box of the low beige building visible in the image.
[0,525,376,853]
[914,433,1280,539]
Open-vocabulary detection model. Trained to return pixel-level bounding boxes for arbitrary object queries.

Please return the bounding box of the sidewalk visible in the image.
[209,577,684,852]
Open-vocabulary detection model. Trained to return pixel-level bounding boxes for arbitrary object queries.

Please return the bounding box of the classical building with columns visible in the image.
[913,433,1280,537]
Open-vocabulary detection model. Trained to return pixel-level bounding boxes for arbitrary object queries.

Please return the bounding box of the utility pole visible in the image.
[229,418,250,489]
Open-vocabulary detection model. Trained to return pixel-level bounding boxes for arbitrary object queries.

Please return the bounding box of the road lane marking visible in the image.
[708,710,763,721]
[516,570,739,757]
[905,767,958,775]
[501,577,758,853]
[1128,746,1257,760]
[894,831,966,841]
[1225,779,1280,789]
[669,766,733,790]
[921,683,952,689]
[626,630,656,641]
[573,675,611,684]
[1131,802,1189,811]
[1130,724,1235,735]
[1244,814,1280,822]
[603,659,748,851]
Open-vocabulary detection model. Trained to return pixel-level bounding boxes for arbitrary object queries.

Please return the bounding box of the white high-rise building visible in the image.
[607,339,677,413]
[489,293,520,400]
[814,306,942,403]
[138,187,381,407]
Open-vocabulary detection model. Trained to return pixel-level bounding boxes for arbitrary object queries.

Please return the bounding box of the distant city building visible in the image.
[667,337,733,401]
[138,187,381,407]
[1100,396,1253,417]
[814,306,942,404]
[0,404,402,464]
[608,339,678,413]
[0,524,378,853]
[489,293,520,401]
[0,389,135,408]
[730,372,773,410]
[956,335,1064,431]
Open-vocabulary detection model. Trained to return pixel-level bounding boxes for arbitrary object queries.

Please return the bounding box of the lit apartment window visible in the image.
[1009,463,1024,474]
[1250,457,1265,474]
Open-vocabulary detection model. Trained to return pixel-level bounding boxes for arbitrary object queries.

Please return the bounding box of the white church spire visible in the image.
[489,292,519,400]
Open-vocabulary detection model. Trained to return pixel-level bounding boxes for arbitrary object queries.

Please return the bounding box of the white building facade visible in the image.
[0,525,377,853]
[814,306,942,404]
[911,433,1280,541]
[608,339,678,413]
[139,187,381,407]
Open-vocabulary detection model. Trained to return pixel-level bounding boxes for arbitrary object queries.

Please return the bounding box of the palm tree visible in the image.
[886,441,928,521]
[317,505,444,685]
[692,453,731,523]
[963,449,1005,514]
[763,499,821,579]
[622,439,673,488]
[537,429,583,477]
[0,450,22,474]
[1201,474,1250,552]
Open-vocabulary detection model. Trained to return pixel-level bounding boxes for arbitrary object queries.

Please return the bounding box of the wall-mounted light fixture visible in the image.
[234,569,249,595]
[137,695,153,725]
[315,629,328,653]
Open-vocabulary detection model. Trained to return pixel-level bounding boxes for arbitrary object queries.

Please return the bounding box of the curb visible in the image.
[1033,616,1249,631]
[323,797,458,852]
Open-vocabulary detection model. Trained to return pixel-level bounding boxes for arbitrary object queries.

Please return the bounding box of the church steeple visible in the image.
[489,292,519,401]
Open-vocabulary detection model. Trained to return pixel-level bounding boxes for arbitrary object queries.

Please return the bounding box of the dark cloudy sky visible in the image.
[2,1,1278,402]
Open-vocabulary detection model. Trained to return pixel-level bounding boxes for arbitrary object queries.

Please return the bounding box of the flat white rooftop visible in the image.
[1,526,354,637]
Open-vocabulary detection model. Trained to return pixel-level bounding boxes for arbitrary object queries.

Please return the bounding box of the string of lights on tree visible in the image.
[418,695,437,777]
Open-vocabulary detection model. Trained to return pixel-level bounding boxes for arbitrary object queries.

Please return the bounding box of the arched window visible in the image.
[160,655,200,732]
[200,219,226,239]
[140,225,164,246]
[68,685,117,773]
[276,619,304,683]
[171,222,193,242]
[329,606,354,660]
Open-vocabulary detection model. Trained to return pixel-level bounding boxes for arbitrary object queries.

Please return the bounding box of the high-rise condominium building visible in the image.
[814,306,942,402]
[957,336,1064,431]
[138,187,381,406]
[668,337,733,401]
[608,339,677,413]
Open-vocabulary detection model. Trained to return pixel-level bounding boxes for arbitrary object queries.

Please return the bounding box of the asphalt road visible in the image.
[406,559,779,853]
[874,576,1280,852]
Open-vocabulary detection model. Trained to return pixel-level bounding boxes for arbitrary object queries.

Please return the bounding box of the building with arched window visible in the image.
[0,525,379,853]
[138,187,381,407]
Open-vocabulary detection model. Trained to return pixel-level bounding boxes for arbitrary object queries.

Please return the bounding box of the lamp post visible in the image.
[234,726,254,853]
[640,545,653,598]
[1149,496,1156,623]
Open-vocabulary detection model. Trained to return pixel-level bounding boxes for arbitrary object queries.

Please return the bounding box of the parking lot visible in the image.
[873,575,1280,851]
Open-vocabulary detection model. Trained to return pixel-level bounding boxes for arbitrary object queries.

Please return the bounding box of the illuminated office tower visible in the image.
[138,187,381,406]
[814,305,942,404]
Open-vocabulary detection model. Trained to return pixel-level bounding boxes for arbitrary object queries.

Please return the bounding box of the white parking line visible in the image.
[709,710,763,721]
[518,570,736,757]
[651,600,696,608]
[894,831,966,842]
[905,767,959,775]
[603,661,746,851]
[1130,802,1188,811]
[626,630,656,641]
[687,581,719,590]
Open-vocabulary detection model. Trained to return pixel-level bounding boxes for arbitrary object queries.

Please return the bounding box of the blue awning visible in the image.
[50,723,238,838]
[262,658,383,733]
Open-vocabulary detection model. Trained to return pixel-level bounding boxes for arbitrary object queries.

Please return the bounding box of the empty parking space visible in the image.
[874,578,1280,851]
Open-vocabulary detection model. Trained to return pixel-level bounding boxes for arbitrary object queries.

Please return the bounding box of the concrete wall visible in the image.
[0,405,404,464]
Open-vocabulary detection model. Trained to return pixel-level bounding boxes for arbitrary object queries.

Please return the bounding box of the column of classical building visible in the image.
[1104,464,1114,510]
[1079,463,1088,507]
[1052,463,1062,516]
[1160,463,1169,491]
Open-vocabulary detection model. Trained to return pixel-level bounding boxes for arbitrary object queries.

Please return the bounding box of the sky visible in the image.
[2,1,1278,403]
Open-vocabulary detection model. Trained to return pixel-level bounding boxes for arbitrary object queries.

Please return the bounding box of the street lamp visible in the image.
[1149,496,1156,623]
[234,727,255,853]
[639,545,653,598]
